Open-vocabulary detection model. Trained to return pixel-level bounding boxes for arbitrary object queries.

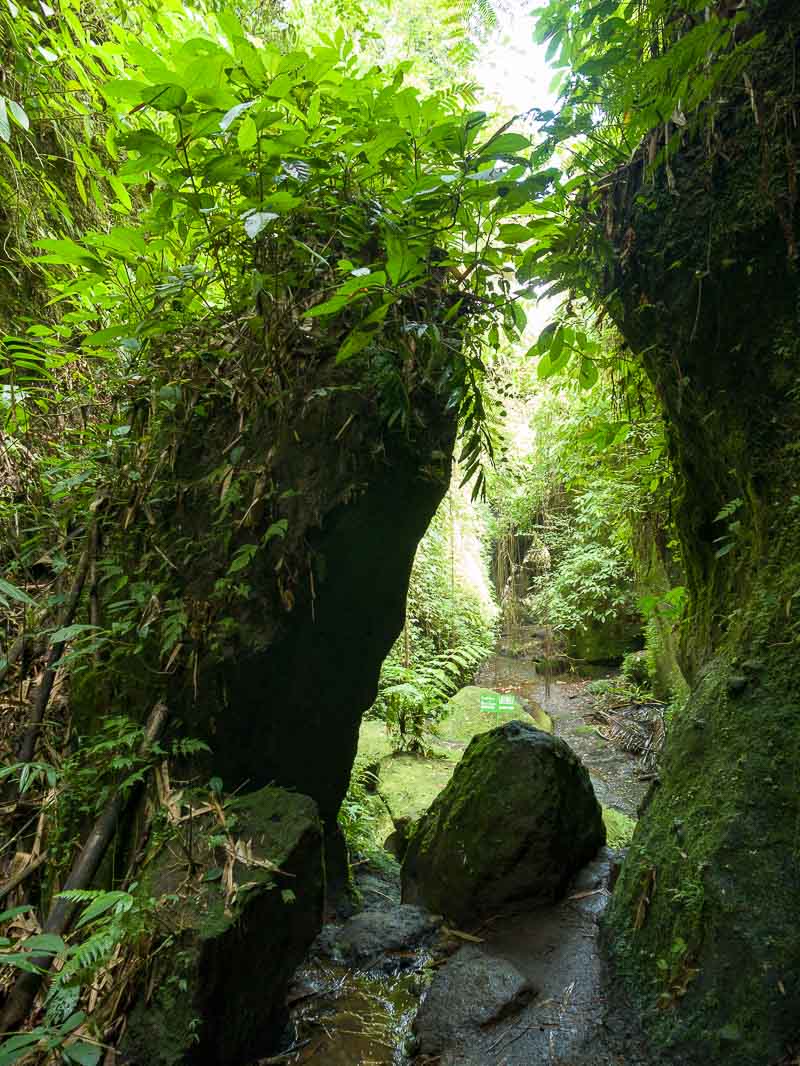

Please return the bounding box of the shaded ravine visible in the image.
[278,655,657,1065]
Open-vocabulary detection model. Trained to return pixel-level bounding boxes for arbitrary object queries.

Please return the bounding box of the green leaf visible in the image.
[237,114,257,151]
[57,1013,86,1036]
[108,176,132,211]
[579,357,599,389]
[228,544,257,574]
[143,84,187,113]
[497,223,533,244]
[0,1033,42,1066]
[23,933,65,954]
[336,329,372,363]
[0,98,10,144]
[480,132,530,156]
[0,577,35,607]
[62,1042,101,1066]
[0,906,33,923]
[49,623,99,644]
[385,234,421,286]
[70,891,131,929]
[243,211,278,239]
[264,519,288,541]
[7,100,28,131]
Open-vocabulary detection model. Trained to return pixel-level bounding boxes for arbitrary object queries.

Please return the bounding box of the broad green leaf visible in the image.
[243,211,278,239]
[143,83,187,113]
[0,577,35,606]
[497,223,533,244]
[23,933,65,954]
[108,176,132,211]
[336,329,372,363]
[57,1013,87,1036]
[7,101,28,131]
[579,357,599,389]
[0,1033,42,1066]
[480,132,530,156]
[237,114,257,151]
[0,906,33,923]
[62,1042,101,1066]
[385,235,421,286]
[50,623,99,644]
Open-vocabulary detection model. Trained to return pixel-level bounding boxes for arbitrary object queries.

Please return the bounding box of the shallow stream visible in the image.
[275,655,652,1065]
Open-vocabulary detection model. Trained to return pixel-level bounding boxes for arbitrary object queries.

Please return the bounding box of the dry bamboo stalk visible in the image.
[0,702,169,1035]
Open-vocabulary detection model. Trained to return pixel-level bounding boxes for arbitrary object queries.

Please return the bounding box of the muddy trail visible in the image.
[276,655,663,1066]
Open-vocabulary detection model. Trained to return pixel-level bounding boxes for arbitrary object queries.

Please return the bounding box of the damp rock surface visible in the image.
[402,719,605,924]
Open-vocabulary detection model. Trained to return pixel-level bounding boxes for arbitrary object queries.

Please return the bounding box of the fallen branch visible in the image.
[0,850,49,903]
[0,702,169,1036]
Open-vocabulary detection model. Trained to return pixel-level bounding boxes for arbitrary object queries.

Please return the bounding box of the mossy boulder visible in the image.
[401,720,605,925]
[569,617,643,665]
[121,786,323,1066]
[371,686,553,845]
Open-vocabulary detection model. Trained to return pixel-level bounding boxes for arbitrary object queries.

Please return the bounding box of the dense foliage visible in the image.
[0,0,786,1058]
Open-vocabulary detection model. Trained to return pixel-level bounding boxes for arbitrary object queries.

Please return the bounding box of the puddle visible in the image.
[279,959,428,1064]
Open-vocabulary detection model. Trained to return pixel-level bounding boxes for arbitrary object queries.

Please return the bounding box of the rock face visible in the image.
[599,5,800,1061]
[402,721,605,925]
[414,945,534,1056]
[120,787,323,1066]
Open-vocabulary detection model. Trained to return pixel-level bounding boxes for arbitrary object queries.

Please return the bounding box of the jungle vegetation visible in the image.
[0,0,797,1062]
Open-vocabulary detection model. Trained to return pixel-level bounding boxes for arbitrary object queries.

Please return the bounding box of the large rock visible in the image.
[414,945,534,1056]
[402,721,605,924]
[120,787,323,1066]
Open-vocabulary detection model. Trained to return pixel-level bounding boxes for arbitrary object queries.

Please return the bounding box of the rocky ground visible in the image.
[273,656,665,1066]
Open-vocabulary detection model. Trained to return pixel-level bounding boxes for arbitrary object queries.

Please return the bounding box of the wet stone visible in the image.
[414,945,535,1055]
[311,903,441,969]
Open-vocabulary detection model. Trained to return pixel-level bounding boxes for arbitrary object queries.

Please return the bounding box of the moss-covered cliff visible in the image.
[603,4,800,1062]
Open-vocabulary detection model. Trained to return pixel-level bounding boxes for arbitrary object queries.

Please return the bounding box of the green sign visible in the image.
[480,692,517,714]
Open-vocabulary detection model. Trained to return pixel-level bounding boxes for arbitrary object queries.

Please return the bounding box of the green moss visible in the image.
[356,718,396,764]
[575,723,600,737]
[402,721,606,923]
[435,685,552,748]
[377,752,457,824]
[370,686,553,833]
[602,806,636,848]
[569,618,642,665]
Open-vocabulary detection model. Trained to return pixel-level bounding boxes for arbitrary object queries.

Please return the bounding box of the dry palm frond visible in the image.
[595,702,665,770]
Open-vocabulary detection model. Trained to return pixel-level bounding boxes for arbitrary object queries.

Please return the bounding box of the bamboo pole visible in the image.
[0,702,169,1035]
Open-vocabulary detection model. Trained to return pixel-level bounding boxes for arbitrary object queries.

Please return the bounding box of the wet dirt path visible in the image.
[475,655,650,818]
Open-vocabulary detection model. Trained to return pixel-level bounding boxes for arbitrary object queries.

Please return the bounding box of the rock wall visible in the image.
[603,4,800,1062]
